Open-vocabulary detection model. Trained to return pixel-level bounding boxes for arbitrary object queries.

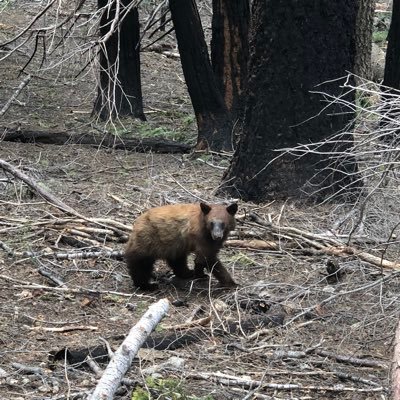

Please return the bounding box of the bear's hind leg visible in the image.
[125,252,157,290]
[167,256,194,279]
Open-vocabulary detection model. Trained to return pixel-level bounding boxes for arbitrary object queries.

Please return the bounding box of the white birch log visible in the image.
[88,298,170,400]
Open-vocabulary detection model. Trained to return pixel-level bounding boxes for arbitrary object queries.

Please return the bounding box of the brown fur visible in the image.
[125,202,238,290]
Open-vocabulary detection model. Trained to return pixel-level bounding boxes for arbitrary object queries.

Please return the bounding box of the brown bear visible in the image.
[125,202,238,290]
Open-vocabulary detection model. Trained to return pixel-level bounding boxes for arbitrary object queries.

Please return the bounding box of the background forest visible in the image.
[0,0,400,399]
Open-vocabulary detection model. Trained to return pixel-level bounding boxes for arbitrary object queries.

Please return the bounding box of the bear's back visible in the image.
[129,204,201,259]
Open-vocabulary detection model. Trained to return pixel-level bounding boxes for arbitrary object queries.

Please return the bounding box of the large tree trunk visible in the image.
[211,0,249,121]
[354,0,374,79]
[220,0,373,202]
[93,0,146,121]
[169,0,232,151]
[383,0,400,89]
[379,0,400,143]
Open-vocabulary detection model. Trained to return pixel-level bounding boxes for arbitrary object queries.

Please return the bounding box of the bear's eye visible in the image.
[210,221,215,229]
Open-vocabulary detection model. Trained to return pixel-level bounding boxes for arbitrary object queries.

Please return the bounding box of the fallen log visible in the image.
[1,128,191,153]
[88,298,170,400]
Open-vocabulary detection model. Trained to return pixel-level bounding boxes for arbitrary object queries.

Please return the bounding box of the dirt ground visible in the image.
[0,1,399,400]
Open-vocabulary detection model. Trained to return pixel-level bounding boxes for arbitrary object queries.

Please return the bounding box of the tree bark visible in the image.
[392,317,400,400]
[220,0,373,202]
[354,0,374,79]
[169,0,233,151]
[211,0,249,121]
[93,0,146,121]
[383,0,400,89]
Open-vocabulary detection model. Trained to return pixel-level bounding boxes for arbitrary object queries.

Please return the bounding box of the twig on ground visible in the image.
[38,267,66,286]
[27,325,98,333]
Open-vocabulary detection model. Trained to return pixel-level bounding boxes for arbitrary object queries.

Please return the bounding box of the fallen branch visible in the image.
[0,242,124,261]
[0,274,154,299]
[23,249,124,261]
[314,349,387,369]
[285,270,400,331]
[11,362,47,375]
[0,74,31,117]
[187,371,384,392]
[0,159,85,218]
[88,298,170,400]
[27,325,98,333]
[226,239,279,251]
[249,213,400,271]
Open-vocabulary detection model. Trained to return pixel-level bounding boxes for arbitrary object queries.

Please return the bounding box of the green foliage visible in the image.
[131,377,214,400]
[355,88,379,115]
[228,252,259,266]
[0,0,14,11]
[137,124,192,143]
[373,30,388,44]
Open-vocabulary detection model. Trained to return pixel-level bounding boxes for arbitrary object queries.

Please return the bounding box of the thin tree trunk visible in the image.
[169,0,232,151]
[211,0,249,121]
[93,0,146,121]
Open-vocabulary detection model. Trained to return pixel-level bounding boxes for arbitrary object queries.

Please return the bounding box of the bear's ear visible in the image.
[226,203,238,216]
[200,203,211,215]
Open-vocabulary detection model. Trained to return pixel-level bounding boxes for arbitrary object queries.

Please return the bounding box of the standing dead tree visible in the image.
[93,0,146,121]
[169,0,233,151]
[0,0,148,125]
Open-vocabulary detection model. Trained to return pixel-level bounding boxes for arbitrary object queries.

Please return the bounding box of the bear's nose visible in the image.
[211,222,224,240]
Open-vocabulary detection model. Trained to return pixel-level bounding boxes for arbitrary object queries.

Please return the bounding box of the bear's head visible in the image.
[200,202,238,241]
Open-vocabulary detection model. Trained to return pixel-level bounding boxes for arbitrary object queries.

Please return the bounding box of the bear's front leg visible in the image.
[167,256,194,279]
[209,258,237,287]
[195,254,236,287]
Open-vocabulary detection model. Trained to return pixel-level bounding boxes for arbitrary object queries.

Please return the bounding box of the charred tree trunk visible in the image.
[354,0,374,79]
[383,0,400,89]
[211,0,250,121]
[380,0,400,142]
[93,0,146,121]
[219,0,373,202]
[169,0,232,151]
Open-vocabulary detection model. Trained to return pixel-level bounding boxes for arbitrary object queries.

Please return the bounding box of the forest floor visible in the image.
[0,1,398,400]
